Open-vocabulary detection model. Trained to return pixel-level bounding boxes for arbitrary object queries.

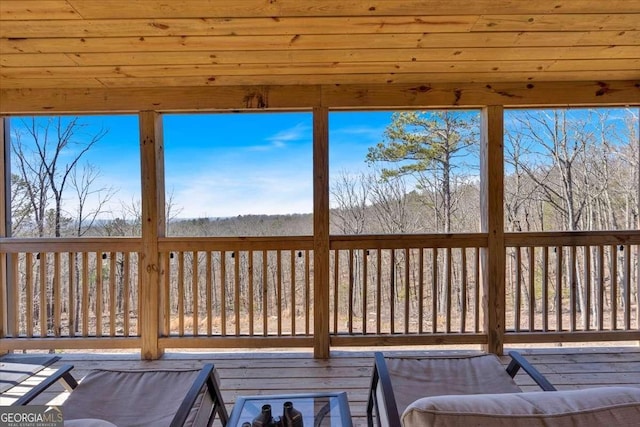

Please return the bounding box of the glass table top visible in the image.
[228,391,352,427]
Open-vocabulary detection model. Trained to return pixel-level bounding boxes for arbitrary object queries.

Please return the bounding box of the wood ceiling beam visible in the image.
[1,81,637,114]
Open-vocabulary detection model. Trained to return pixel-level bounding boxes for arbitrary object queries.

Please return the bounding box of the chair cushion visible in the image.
[385,354,521,417]
[402,386,640,427]
[63,368,206,427]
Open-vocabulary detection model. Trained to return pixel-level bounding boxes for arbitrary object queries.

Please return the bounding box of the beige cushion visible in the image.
[63,368,208,427]
[385,354,521,418]
[402,386,640,427]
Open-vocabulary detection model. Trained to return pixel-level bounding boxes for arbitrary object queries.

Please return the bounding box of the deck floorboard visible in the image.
[4,346,639,426]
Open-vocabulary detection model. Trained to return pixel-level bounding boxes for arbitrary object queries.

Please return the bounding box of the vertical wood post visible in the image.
[0,118,8,340]
[480,106,505,355]
[139,111,165,360]
[313,106,330,358]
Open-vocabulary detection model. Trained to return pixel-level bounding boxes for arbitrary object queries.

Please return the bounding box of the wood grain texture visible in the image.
[480,105,505,355]
[12,347,640,426]
[313,106,330,359]
[0,1,638,107]
[139,111,165,360]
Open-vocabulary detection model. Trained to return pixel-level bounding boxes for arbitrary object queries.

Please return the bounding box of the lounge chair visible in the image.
[14,363,228,427]
[367,350,640,427]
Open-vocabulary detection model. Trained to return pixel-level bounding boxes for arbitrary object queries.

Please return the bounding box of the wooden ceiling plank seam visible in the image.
[0,21,640,47]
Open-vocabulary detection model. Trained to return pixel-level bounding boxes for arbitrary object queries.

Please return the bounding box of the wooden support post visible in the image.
[139,111,165,360]
[313,106,330,359]
[0,118,8,340]
[480,106,505,355]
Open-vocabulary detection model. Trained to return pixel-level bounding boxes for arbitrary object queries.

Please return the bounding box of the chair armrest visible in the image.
[170,363,229,427]
[13,364,77,406]
[367,352,401,427]
[506,351,556,391]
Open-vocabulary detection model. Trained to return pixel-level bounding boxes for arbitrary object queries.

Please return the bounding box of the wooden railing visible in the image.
[0,238,141,350]
[504,231,640,343]
[329,234,487,346]
[157,237,315,349]
[1,231,638,353]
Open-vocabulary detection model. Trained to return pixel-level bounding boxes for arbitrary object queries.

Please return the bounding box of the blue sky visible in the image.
[11,108,635,220]
[10,112,392,219]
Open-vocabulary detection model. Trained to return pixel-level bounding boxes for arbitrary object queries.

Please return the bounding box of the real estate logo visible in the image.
[0,406,63,427]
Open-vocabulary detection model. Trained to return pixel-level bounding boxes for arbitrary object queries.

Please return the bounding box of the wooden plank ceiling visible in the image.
[1,0,639,92]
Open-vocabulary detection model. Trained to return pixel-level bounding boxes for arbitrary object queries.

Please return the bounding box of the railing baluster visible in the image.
[234,251,240,336]
[39,252,46,337]
[82,252,89,337]
[376,249,381,335]
[54,252,61,337]
[598,245,604,331]
[333,250,339,334]
[584,246,591,331]
[109,252,116,337]
[474,247,480,333]
[221,250,226,336]
[68,252,76,338]
[206,251,212,336]
[528,247,535,332]
[25,253,33,337]
[178,251,185,336]
[556,246,562,332]
[248,250,254,336]
[431,248,437,334]
[262,250,268,337]
[124,252,131,337]
[348,249,353,334]
[162,252,170,336]
[362,249,368,335]
[445,247,452,333]
[418,248,425,334]
[290,250,296,336]
[623,245,631,330]
[96,252,103,337]
[569,246,577,332]
[305,250,310,336]
[390,249,395,334]
[193,251,200,336]
[514,247,521,332]
[611,244,618,331]
[461,248,467,333]
[542,247,549,332]
[277,250,282,336]
[405,248,410,335]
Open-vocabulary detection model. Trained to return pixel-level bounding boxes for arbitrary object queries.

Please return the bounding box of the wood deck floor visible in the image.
[4,345,640,426]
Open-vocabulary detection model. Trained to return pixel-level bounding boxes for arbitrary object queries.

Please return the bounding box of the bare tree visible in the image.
[70,164,116,237]
[330,169,371,234]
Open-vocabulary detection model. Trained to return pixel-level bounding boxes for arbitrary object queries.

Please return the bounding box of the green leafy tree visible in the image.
[366,111,478,232]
